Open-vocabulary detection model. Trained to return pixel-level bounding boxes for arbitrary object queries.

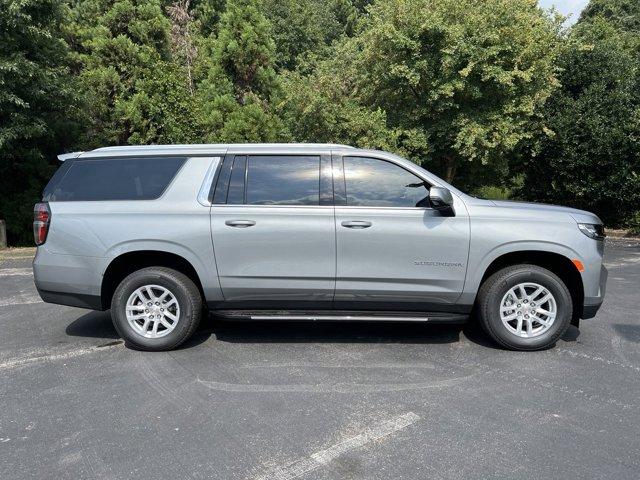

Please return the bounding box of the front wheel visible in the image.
[477,264,572,351]
[111,267,203,351]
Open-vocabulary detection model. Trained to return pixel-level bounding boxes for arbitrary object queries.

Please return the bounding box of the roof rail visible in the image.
[88,143,355,154]
[57,152,84,162]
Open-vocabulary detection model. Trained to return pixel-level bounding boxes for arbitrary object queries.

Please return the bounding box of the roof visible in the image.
[58,143,356,160]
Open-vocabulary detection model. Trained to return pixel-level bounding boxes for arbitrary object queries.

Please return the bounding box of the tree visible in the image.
[345,0,563,183]
[65,0,194,146]
[517,1,640,226]
[580,0,640,32]
[196,0,288,142]
[212,0,277,103]
[262,0,360,71]
[279,41,416,153]
[0,0,80,245]
[118,64,204,144]
[166,0,198,94]
[191,0,226,38]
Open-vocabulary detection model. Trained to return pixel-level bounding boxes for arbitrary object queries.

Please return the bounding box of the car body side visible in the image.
[33,144,606,320]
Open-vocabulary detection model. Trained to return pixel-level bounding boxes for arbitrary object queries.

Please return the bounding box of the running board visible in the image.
[212,310,468,323]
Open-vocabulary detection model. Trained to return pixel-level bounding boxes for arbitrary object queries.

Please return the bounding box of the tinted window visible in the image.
[227,155,247,204]
[246,156,320,205]
[212,156,235,204]
[343,156,429,207]
[43,157,186,201]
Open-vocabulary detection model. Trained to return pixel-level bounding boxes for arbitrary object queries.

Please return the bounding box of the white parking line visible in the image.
[0,267,33,277]
[253,412,420,480]
[198,374,473,393]
[0,342,122,371]
[0,295,43,307]
[555,348,640,374]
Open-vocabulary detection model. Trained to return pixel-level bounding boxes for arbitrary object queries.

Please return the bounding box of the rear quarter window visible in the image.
[43,157,187,201]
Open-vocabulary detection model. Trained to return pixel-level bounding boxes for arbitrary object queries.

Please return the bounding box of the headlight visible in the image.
[578,223,606,240]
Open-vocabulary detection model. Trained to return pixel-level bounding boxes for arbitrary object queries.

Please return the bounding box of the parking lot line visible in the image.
[0,341,122,371]
[253,412,420,480]
[0,295,43,307]
[0,267,33,276]
[197,374,474,394]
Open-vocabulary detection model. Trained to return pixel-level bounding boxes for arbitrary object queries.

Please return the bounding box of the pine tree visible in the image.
[66,0,198,145]
[197,0,288,142]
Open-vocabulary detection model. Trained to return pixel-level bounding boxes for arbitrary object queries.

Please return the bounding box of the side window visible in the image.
[246,155,320,206]
[343,156,429,208]
[227,156,247,204]
[212,156,233,204]
[43,157,186,201]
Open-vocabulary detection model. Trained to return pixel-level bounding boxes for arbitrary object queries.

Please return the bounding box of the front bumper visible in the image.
[581,264,607,319]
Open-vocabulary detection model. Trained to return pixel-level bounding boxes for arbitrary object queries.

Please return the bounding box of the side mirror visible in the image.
[429,187,455,216]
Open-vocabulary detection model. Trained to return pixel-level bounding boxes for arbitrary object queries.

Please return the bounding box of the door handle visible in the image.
[225,220,256,228]
[341,220,372,229]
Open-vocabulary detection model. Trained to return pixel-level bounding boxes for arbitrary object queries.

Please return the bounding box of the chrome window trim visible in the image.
[208,204,433,211]
[197,157,222,206]
[335,205,433,211]
[210,204,334,209]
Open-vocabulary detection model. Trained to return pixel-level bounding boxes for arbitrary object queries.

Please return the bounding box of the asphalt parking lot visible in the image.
[1,240,639,480]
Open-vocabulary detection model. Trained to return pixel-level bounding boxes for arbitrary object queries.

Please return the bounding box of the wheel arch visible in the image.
[476,250,584,325]
[101,250,206,310]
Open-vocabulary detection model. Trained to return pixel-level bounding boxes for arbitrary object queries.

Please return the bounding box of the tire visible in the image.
[477,264,572,351]
[111,267,202,351]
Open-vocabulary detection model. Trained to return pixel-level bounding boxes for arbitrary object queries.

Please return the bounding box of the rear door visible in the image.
[209,153,336,308]
[333,154,470,310]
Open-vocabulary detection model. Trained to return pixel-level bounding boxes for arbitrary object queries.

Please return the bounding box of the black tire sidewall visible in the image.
[482,267,572,350]
[111,268,200,351]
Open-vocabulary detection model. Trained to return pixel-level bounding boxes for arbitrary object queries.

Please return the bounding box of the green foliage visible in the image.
[0,0,80,245]
[517,4,640,226]
[196,0,287,142]
[119,63,203,144]
[278,43,403,151]
[628,212,640,235]
[262,0,359,71]
[65,0,181,146]
[213,0,276,100]
[581,0,640,32]
[281,0,563,187]
[472,185,513,200]
[2,0,640,245]
[191,0,226,37]
[358,0,562,183]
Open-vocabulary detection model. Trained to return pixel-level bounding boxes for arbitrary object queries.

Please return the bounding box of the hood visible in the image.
[489,200,602,224]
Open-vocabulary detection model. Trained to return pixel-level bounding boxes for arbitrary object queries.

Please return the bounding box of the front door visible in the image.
[210,154,335,308]
[333,155,470,310]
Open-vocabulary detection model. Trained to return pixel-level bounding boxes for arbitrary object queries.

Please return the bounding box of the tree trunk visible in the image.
[444,156,457,183]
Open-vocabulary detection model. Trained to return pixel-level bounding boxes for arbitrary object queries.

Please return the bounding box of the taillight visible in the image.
[33,202,51,246]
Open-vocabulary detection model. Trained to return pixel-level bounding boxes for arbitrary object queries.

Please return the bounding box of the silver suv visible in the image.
[33,144,607,351]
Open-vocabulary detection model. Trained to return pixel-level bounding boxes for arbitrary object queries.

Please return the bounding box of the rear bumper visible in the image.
[581,264,607,319]
[33,247,105,310]
[36,288,103,310]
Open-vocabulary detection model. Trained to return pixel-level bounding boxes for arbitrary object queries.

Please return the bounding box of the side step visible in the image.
[212,310,468,323]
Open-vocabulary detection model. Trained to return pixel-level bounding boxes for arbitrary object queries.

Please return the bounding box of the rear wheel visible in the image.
[477,264,572,351]
[111,267,202,351]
